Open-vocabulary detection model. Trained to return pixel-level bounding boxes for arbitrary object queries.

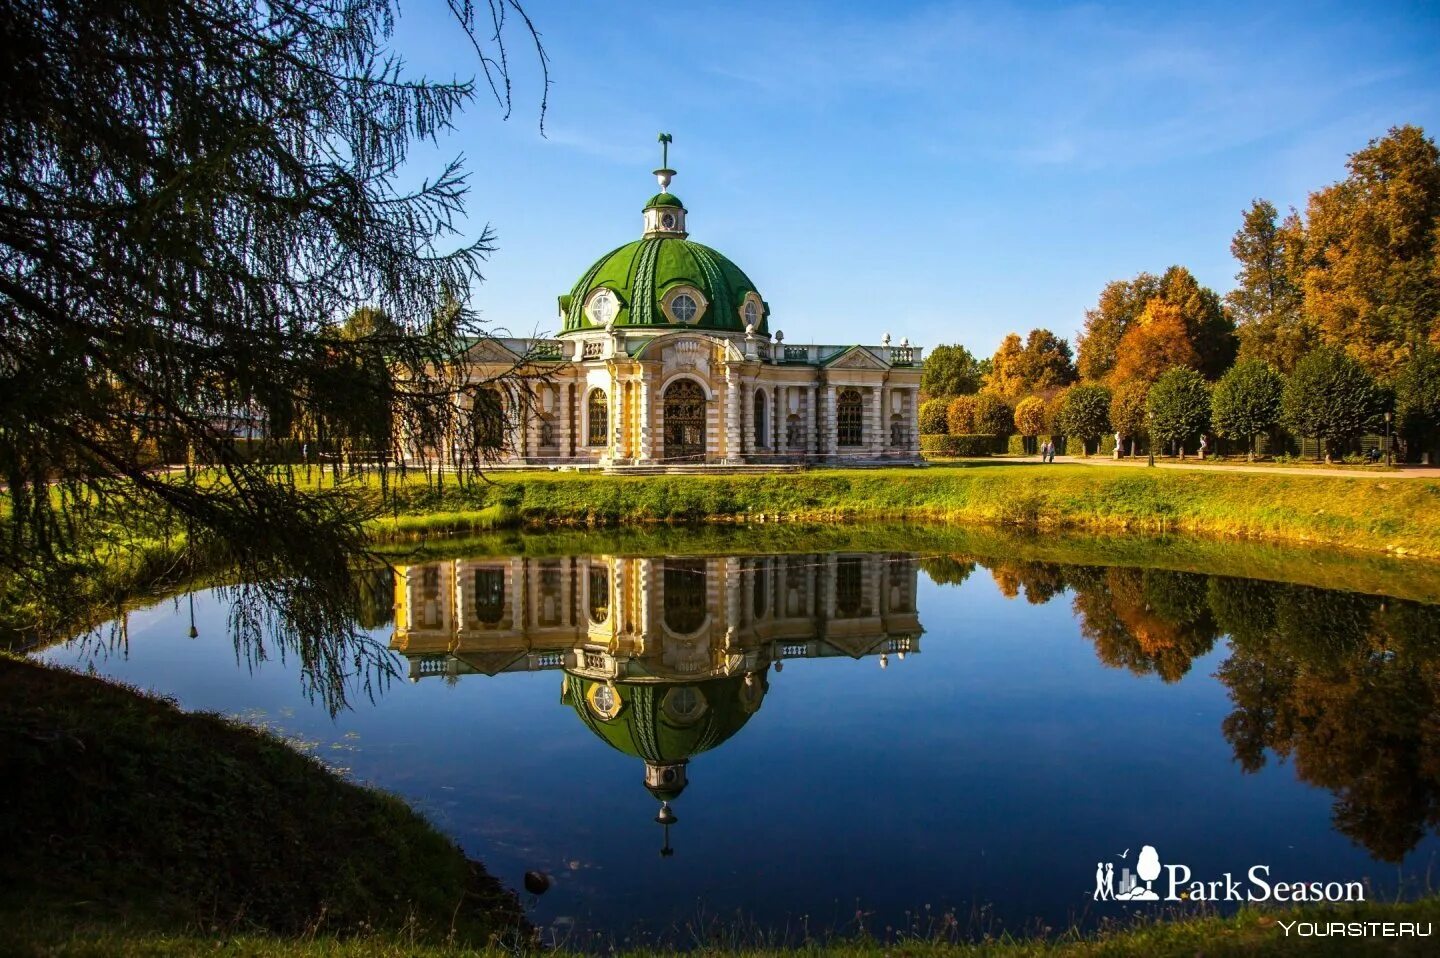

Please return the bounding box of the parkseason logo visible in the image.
[1092,845,1366,904]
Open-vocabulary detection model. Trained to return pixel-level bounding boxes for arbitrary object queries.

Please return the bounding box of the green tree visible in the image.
[921,344,984,396]
[1147,368,1211,458]
[1394,346,1440,456]
[919,398,950,435]
[1303,125,1440,376]
[1227,200,1312,372]
[1109,379,1150,456]
[1281,349,1383,461]
[972,392,1014,436]
[1016,329,1077,391]
[1055,384,1111,455]
[1077,273,1161,381]
[1211,360,1284,459]
[0,0,546,677]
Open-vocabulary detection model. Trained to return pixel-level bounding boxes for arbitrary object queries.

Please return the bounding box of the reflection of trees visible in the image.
[1069,567,1218,682]
[1214,579,1440,862]
[918,556,975,587]
[927,556,1440,861]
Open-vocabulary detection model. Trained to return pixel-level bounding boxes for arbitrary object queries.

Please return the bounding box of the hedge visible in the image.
[920,433,1005,457]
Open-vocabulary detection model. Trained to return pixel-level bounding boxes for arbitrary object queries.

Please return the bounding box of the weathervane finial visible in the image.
[654,132,675,192]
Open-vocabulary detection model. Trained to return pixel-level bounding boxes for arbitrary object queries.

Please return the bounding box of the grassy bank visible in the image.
[11,897,1440,956]
[0,656,528,948]
[358,463,1440,559]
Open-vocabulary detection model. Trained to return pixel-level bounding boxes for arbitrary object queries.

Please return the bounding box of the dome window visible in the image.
[744,300,758,325]
[662,286,707,325]
[671,294,697,322]
[585,288,618,326]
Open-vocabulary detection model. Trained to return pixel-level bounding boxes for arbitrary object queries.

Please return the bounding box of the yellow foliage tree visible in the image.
[946,394,978,434]
[1110,299,1200,385]
[1014,395,1047,437]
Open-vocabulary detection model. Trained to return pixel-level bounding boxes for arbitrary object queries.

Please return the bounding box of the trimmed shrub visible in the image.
[1054,384,1112,455]
[1148,367,1212,456]
[1014,395,1047,437]
[972,392,1014,435]
[921,433,1004,457]
[946,395,978,434]
[919,398,951,435]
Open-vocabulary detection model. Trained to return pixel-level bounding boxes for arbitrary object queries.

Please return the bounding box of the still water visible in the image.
[41,534,1440,944]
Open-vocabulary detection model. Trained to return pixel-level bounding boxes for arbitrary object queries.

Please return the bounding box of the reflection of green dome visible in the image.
[558,200,770,336]
[564,672,767,798]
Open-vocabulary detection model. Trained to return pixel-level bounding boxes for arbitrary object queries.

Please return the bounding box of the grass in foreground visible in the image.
[0,655,527,948]
[8,897,1440,957]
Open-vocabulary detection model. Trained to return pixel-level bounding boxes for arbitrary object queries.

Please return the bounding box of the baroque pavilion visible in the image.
[431,137,924,468]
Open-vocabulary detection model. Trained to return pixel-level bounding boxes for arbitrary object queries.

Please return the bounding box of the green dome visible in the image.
[644,192,685,210]
[559,237,770,335]
[563,673,767,769]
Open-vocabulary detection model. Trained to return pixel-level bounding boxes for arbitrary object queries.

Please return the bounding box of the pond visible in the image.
[39,529,1440,946]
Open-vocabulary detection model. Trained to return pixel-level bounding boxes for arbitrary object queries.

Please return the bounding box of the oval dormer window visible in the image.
[670,293,698,323]
[586,288,617,326]
[743,299,759,326]
[661,211,677,230]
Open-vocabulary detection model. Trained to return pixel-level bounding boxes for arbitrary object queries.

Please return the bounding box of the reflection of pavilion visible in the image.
[391,552,922,851]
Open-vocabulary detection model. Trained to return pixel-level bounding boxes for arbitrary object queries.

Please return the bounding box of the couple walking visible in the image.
[1039,439,1056,463]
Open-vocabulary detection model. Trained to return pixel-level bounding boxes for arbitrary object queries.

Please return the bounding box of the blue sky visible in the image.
[387,0,1440,356]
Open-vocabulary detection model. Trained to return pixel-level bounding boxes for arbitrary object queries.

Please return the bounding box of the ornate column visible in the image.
[825,384,838,462]
[725,366,742,462]
[774,385,784,454]
[637,380,653,462]
[909,387,921,458]
[870,384,885,458]
[610,374,627,460]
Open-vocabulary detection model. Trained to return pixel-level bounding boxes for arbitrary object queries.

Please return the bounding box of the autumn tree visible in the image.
[985,333,1028,399]
[1160,265,1236,379]
[1077,273,1161,381]
[1014,396,1047,437]
[1109,380,1149,456]
[1282,348,1383,461]
[1110,299,1199,385]
[919,398,951,435]
[972,392,1014,435]
[1211,360,1285,459]
[1302,125,1440,377]
[1055,384,1111,455]
[921,344,984,397]
[946,395,978,434]
[1227,200,1311,372]
[1147,368,1211,457]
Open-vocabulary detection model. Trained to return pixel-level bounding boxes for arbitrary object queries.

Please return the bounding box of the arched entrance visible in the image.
[663,379,706,462]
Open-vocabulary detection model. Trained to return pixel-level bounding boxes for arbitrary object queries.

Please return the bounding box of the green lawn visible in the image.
[350,462,1440,559]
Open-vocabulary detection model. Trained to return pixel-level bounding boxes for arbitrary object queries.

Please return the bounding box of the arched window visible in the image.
[664,558,707,634]
[473,387,504,451]
[586,389,608,447]
[836,557,863,617]
[663,379,706,462]
[473,568,505,625]
[588,565,610,623]
[753,390,767,449]
[751,558,768,618]
[837,388,864,447]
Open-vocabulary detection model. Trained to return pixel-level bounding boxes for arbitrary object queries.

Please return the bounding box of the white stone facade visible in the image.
[426,327,924,468]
